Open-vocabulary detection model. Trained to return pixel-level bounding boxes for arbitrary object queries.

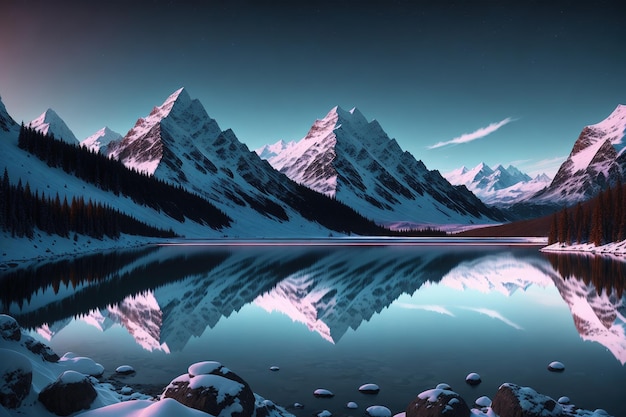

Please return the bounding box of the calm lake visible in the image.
[1,240,625,416]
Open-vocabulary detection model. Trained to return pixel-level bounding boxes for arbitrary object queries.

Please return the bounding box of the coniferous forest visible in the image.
[548,181,626,246]
[14,124,232,228]
[0,168,177,239]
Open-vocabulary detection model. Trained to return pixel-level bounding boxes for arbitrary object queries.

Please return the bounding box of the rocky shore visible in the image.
[0,314,615,417]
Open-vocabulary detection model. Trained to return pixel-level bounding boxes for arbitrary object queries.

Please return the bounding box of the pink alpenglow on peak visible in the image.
[28,108,79,144]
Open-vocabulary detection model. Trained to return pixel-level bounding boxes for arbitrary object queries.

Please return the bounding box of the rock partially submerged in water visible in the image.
[548,361,565,372]
[406,386,470,417]
[359,383,380,394]
[161,360,256,417]
[115,365,136,375]
[313,388,335,398]
[491,383,562,417]
[465,372,481,386]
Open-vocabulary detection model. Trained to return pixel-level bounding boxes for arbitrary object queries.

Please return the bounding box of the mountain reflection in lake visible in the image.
[1,243,625,416]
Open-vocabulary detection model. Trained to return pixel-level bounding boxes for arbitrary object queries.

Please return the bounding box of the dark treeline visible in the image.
[548,181,626,246]
[0,169,177,239]
[0,249,232,329]
[17,125,231,228]
[544,252,625,298]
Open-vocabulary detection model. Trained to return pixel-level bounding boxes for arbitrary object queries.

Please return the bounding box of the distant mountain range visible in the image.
[444,163,552,208]
[2,89,624,241]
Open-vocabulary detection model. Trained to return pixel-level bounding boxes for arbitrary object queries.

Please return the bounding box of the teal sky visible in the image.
[1,0,624,177]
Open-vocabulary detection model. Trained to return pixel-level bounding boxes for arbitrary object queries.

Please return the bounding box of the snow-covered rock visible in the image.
[38,370,97,416]
[0,349,32,408]
[491,383,562,417]
[161,360,256,417]
[406,386,470,417]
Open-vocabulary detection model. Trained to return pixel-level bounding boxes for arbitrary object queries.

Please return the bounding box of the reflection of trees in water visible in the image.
[0,247,157,310]
[543,252,626,298]
[0,247,231,329]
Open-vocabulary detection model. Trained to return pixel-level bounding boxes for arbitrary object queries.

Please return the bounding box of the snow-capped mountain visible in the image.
[0,96,18,133]
[444,163,551,207]
[258,106,507,228]
[105,88,388,236]
[0,96,229,242]
[28,108,79,144]
[81,126,122,154]
[529,104,626,206]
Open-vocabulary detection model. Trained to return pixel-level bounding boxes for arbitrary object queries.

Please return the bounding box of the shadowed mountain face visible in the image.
[2,244,624,363]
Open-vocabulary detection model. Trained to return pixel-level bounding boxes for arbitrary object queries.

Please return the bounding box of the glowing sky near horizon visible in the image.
[1,0,624,177]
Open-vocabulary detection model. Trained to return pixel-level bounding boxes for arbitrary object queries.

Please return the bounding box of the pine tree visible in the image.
[548,212,558,244]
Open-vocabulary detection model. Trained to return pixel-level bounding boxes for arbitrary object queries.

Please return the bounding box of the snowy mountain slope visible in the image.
[28,108,79,144]
[0,97,227,250]
[529,104,626,205]
[81,126,122,154]
[444,163,551,207]
[258,106,507,228]
[106,88,383,237]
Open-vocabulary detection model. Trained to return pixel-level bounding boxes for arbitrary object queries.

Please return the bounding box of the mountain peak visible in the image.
[28,108,79,144]
[0,96,18,132]
[81,126,122,153]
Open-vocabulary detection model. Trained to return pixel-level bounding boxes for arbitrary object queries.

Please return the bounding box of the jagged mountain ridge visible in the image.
[444,163,552,207]
[28,108,79,144]
[0,97,230,240]
[105,89,386,236]
[81,126,122,154]
[258,106,507,228]
[529,104,626,206]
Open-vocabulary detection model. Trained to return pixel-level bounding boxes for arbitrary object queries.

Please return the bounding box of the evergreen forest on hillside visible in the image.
[548,181,626,246]
[0,169,177,240]
[16,125,232,228]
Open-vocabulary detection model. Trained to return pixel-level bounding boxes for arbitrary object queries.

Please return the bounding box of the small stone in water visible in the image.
[365,405,392,417]
[317,410,332,417]
[293,403,304,409]
[475,396,491,407]
[269,366,280,372]
[313,388,334,398]
[120,386,133,395]
[115,365,135,375]
[547,361,565,372]
[465,372,481,385]
[346,401,358,409]
[435,383,452,390]
[358,383,380,394]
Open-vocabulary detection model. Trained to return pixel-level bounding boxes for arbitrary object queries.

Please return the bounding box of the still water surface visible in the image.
[1,241,625,416]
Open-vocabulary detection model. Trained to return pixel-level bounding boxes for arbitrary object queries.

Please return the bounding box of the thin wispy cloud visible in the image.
[396,303,455,317]
[461,307,523,330]
[428,117,515,149]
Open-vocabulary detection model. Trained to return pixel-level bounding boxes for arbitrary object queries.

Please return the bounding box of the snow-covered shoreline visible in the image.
[541,240,626,257]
